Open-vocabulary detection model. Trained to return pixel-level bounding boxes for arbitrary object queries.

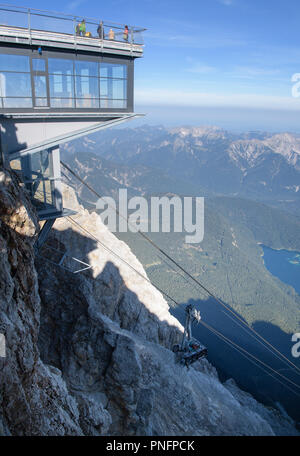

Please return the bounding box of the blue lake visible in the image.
[262,245,300,296]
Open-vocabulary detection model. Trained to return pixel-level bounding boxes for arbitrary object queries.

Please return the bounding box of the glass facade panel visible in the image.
[100,78,126,99]
[75,76,99,99]
[3,98,33,108]
[100,79,109,98]
[28,151,55,209]
[0,54,129,111]
[112,99,127,109]
[100,99,127,109]
[100,63,127,79]
[32,179,54,207]
[34,75,47,98]
[75,60,98,77]
[0,74,4,98]
[48,58,74,74]
[111,79,126,99]
[35,98,48,107]
[13,150,62,214]
[0,72,32,97]
[98,62,127,110]
[49,73,74,98]
[75,98,100,108]
[32,59,46,72]
[50,98,75,108]
[31,150,53,178]
[0,54,30,72]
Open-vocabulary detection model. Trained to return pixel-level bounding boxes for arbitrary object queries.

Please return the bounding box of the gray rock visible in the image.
[0,169,82,436]
[0,170,298,436]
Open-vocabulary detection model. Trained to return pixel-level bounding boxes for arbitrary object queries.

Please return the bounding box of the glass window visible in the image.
[75,76,99,98]
[100,78,126,99]
[0,54,30,72]
[25,150,59,210]
[34,76,47,98]
[32,59,46,72]
[76,98,100,108]
[31,179,54,207]
[75,60,98,77]
[52,73,63,93]
[35,98,48,107]
[3,98,32,108]
[49,73,74,97]
[100,63,127,79]
[114,99,127,108]
[31,150,53,178]
[0,73,5,98]
[50,98,75,108]
[100,79,109,98]
[100,99,127,109]
[0,72,32,97]
[111,79,126,99]
[48,58,74,75]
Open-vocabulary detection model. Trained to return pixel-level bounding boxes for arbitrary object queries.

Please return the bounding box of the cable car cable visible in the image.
[64,214,300,396]
[61,160,300,377]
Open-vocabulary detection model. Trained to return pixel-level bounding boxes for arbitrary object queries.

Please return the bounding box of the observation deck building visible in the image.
[0,4,144,244]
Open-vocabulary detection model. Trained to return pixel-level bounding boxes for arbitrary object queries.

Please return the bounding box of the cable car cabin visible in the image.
[0,5,145,226]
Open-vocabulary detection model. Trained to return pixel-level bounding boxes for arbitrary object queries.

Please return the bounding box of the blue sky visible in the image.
[6,0,300,130]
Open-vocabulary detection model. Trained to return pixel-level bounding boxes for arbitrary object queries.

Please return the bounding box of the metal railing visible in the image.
[0,3,145,46]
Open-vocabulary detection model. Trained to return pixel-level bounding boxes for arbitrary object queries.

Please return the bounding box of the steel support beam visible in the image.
[8,113,144,160]
[34,218,56,251]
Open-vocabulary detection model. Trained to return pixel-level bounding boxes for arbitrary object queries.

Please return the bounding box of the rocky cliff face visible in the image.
[0,167,299,436]
[0,169,81,435]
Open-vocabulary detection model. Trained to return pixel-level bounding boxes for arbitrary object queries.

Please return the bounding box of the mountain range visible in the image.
[62,125,300,215]
[61,125,300,420]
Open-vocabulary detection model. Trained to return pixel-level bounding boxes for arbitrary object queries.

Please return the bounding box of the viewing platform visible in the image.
[0,24,144,57]
[0,5,145,225]
[0,4,145,116]
[0,4,145,57]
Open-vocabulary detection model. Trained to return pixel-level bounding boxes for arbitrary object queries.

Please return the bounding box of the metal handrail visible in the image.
[0,3,146,45]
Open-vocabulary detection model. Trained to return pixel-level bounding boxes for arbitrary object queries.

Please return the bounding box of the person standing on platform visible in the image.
[97,22,104,39]
[108,28,115,40]
[123,25,129,41]
[79,19,86,36]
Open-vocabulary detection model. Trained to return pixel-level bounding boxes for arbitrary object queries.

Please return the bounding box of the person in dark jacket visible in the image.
[123,25,129,41]
[97,22,104,39]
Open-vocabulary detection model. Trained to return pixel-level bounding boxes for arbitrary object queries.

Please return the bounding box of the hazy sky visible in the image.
[6,0,300,131]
